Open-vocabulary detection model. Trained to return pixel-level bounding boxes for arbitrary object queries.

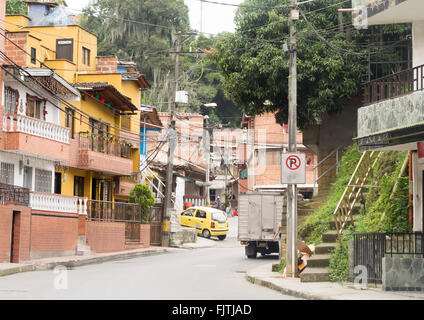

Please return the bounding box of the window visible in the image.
[65,108,75,139]
[265,150,281,165]
[182,209,195,217]
[82,47,90,66]
[0,162,14,185]
[56,39,73,62]
[195,210,207,219]
[26,95,45,120]
[34,169,52,193]
[54,172,62,194]
[4,87,18,114]
[74,176,85,197]
[31,47,36,64]
[121,115,131,130]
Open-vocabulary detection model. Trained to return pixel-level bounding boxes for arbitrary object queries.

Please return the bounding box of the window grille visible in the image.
[5,87,18,114]
[0,163,14,185]
[34,169,52,193]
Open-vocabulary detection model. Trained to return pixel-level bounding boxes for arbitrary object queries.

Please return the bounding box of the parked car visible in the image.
[179,206,229,240]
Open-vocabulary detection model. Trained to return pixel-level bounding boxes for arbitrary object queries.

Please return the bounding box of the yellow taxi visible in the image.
[179,206,229,240]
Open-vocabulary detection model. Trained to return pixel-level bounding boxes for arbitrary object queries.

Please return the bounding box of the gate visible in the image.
[150,205,163,246]
[125,222,141,242]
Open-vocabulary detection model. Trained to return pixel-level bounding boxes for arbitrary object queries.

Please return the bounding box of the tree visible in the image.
[129,184,155,223]
[6,0,27,15]
[212,0,411,129]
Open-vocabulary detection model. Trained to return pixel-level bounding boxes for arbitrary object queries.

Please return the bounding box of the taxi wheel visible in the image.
[202,229,211,238]
[218,235,226,240]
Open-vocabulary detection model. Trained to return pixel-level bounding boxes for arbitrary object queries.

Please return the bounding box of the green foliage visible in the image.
[211,0,411,129]
[278,257,286,273]
[6,0,27,15]
[328,231,353,282]
[299,144,362,244]
[129,184,155,223]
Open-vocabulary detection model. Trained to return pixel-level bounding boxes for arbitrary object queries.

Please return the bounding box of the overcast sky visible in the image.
[67,0,243,35]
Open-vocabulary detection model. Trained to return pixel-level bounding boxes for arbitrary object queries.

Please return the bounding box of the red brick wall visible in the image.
[0,205,31,263]
[87,221,125,253]
[0,0,6,150]
[30,211,78,258]
[140,224,150,247]
[5,32,27,66]
[96,56,118,74]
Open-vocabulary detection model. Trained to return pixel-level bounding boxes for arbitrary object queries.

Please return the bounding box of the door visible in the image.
[10,211,20,263]
[180,208,195,227]
[194,209,207,234]
[54,172,62,194]
[23,166,32,190]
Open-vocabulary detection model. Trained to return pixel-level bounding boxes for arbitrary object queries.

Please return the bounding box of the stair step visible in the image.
[322,230,338,243]
[314,242,337,254]
[300,267,330,282]
[306,254,331,268]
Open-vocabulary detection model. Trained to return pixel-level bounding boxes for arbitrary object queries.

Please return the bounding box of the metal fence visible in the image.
[79,132,132,159]
[86,199,144,222]
[362,64,424,106]
[0,183,30,206]
[353,232,424,283]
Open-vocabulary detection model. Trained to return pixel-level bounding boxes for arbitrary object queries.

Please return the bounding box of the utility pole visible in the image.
[204,115,210,205]
[162,32,181,247]
[286,1,299,278]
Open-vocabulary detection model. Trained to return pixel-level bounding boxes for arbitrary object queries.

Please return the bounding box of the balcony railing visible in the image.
[3,114,70,144]
[183,195,207,207]
[29,192,88,215]
[362,64,424,106]
[79,132,132,159]
[0,183,30,206]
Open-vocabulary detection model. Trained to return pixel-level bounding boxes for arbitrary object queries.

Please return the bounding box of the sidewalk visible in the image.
[246,263,424,300]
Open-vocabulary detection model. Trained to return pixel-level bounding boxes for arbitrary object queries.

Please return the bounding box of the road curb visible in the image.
[245,273,331,300]
[0,265,36,277]
[0,248,171,277]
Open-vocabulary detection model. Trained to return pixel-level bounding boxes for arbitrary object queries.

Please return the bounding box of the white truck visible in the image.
[238,192,285,258]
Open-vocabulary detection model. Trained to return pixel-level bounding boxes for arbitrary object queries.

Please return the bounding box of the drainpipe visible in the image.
[409,150,413,232]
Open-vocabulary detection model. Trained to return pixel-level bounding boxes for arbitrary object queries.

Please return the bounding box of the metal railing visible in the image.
[353,232,424,284]
[312,144,347,194]
[86,199,144,222]
[79,132,132,159]
[362,64,424,106]
[0,183,30,206]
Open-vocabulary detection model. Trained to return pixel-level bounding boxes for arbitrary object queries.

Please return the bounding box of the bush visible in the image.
[129,184,155,223]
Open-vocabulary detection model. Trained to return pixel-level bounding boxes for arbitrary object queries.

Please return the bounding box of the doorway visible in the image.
[54,172,62,194]
[10,211,20,263]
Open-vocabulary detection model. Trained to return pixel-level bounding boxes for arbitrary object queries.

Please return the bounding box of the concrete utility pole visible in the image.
[286,1,299,278]
[162,32,181,247]
[204,115,210,205]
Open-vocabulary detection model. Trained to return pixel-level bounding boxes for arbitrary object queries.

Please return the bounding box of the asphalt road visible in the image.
[0,217,299,300]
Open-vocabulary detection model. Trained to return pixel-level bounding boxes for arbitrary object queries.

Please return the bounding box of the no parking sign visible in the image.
[281,153,306,184]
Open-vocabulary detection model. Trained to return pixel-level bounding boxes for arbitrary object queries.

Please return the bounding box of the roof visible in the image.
[121,72,150,88]
[73,82,137,112]
[140,105,163,128]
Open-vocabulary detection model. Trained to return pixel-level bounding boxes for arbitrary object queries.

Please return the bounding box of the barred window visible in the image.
[0,162,14,185]
[34,169,52,193]
[5,87,18,114]
[121,115,131,130]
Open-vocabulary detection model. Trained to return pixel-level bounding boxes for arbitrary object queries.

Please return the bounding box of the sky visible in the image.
[67,0,244,35]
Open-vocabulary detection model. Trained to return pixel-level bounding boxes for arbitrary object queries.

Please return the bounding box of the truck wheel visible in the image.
[218,235,226,240]
[202,229,211,239]
[245,246,257,259]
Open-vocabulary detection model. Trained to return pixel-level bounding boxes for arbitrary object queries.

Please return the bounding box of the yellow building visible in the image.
[4,2,151,205]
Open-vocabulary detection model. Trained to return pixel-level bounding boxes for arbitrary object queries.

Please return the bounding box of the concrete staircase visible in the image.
[76,236,93,256]
[300,213,358,282]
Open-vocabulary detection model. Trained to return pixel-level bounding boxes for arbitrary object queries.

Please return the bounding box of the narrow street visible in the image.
[0,217,299,300]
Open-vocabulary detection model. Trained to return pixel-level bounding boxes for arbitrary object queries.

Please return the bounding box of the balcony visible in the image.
[0,183,30,206]
[29,192,88,215]
[2,114,70,161]
[356,64,424,151]
[76,132,134,176]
